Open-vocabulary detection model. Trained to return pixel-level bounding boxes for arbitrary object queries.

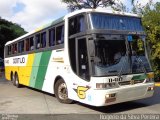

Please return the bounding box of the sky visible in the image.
[0,0,159,32]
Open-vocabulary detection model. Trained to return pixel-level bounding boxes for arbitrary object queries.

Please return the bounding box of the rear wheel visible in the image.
[11,73,16,86]
[54,79,73,104]
[14,74,21,88]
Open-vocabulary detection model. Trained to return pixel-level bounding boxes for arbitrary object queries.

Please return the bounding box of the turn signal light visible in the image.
[147,86,154,91]
[105,93,116,103]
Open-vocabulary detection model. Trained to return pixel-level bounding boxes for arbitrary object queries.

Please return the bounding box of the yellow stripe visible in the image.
[155,83,160,87]
[19,54,35,86]
[5,66,18,80]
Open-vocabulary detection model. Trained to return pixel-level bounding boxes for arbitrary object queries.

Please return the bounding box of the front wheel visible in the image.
[54,79,73,104]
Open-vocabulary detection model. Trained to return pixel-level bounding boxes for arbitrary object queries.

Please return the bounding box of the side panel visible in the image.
[19,54,35,86]
[42,49,65,93]
[34,51,52,90]
[29,53,42,87]
[5,50,54,91]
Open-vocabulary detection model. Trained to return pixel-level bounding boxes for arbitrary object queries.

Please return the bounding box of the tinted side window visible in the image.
[11,44,17,54]
[36,34,41,49]
[14,43,17,54]
[41,32,46,48]
[18,41,24,53]
[26,38,30,51]
[69,15,85,36]
[8,46,11,55]
[11,44,14,54]
[56,25,64,45]
[49,28,55,46]
[30,37,34,50]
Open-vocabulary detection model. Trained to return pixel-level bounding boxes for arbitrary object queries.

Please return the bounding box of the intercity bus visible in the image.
[4,9,154,106]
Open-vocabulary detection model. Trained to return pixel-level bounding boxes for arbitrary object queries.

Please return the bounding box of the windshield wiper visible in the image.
[117,39,131,78]
[117,54,127,78]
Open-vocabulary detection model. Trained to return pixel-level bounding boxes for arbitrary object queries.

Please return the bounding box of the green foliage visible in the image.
[0,18,27,58]
[142,2,160,77]
[61,0,115,11]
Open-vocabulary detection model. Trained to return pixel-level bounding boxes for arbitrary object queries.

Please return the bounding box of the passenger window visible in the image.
[18,41,24,53]
[8,46,11,55]
[56,25,64,45]
[11,44,14,54]
[41,32,46,48]
[49,28,55,46]
[30,37,34,50]
[26,38,30,51]
[14,43,17,54]
[11,45,14,54]
[36,34,41,49]
[12,43,17,54]
[69,15,85,36]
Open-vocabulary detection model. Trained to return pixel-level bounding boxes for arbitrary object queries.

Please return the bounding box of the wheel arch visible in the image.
[53,75,73,104]
[54,75,64,88]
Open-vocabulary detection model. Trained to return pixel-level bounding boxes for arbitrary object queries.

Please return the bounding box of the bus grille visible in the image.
[118,80,144,86]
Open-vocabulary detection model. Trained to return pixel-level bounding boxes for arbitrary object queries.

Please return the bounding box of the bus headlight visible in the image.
[96,83,118,89]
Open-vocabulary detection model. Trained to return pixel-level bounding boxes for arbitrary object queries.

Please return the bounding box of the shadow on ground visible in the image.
[78,87,160,113]
[1,71,159,114]
[26,85,160,113]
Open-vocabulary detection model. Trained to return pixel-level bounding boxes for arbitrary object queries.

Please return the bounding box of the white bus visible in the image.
[4,9,154,106]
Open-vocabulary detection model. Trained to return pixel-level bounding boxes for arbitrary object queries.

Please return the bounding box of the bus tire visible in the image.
[54,79,73,104]
[11,72,16,86]
[14,74,21,88]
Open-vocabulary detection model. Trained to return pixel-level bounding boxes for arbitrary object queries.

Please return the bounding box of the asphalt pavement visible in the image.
[0,72,160,120]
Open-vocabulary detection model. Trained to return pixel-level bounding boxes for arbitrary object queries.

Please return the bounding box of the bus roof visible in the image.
[5,9,140,46]
[64,9,140,18]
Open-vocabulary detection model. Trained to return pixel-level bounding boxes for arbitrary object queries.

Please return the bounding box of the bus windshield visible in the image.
[90,13,143,31]
[90,35,152,77]
[129,36,152,74]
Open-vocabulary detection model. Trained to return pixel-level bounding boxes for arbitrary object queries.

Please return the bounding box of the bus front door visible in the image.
[76,37,89,80]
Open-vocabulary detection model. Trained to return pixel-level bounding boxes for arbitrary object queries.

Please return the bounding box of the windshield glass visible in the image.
[90,35,152,77]
[129,36,152,73]
[92,35,130,76]
[90,13,143,31]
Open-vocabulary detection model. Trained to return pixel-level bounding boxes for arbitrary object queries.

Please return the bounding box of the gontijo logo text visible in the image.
[13,57,25,64]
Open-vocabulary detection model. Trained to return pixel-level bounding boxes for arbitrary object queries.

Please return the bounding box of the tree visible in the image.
[142,2,160,79]
[62,0,115,11]
[111,0,153,14]
[0,18,27,58]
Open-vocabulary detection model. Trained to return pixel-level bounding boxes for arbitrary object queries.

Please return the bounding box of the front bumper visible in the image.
[88,83,154,106]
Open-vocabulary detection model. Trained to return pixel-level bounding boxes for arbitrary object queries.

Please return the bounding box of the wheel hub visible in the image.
[58,83,68,100]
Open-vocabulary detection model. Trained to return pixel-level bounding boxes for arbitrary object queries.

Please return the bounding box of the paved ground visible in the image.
[0,73,160,120]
